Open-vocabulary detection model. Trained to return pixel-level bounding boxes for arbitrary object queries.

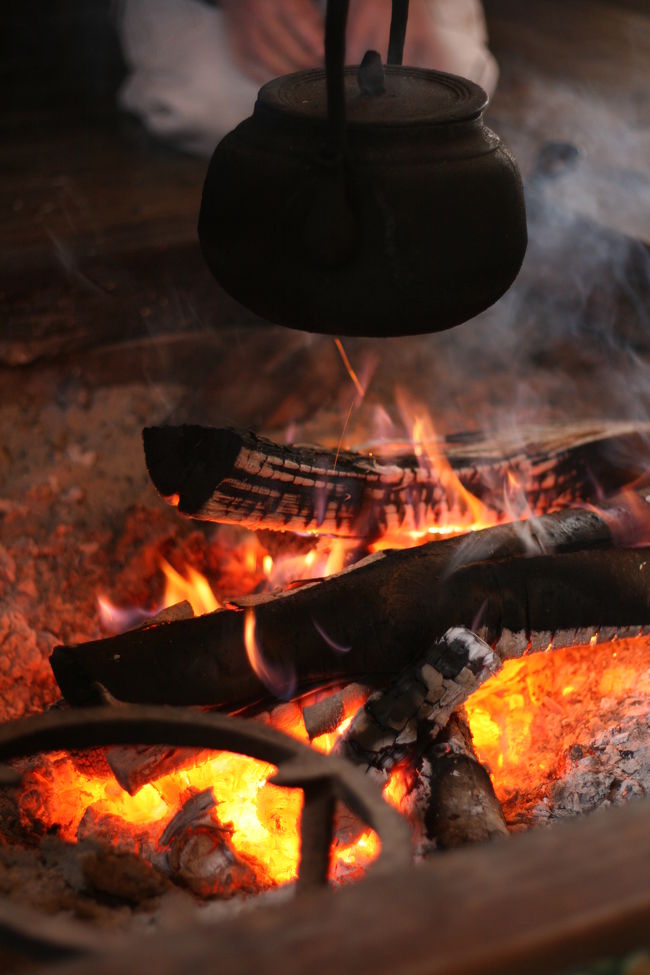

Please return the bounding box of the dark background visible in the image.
[2,0,649,433]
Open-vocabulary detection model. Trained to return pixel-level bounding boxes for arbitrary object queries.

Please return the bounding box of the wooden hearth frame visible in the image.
[5,795,649,975]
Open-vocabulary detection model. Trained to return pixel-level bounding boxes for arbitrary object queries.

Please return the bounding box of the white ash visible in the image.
[508,694,649,830]
[549,702,649,821]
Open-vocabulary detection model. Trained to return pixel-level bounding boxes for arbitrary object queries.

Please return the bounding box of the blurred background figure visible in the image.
[118,0,498,155]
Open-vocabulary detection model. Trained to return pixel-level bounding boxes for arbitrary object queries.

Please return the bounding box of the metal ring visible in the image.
[0,704,411,959]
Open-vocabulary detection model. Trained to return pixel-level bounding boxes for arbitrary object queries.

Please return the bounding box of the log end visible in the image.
[50,645,103,707]
[142,425,244,515]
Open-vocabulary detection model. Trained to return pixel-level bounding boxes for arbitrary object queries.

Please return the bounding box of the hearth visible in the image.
[1,410,649,968]
[3,0,650,971]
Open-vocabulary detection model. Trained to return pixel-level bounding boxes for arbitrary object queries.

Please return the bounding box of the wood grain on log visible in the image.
[142,422,649,538]
[50,495,650,710]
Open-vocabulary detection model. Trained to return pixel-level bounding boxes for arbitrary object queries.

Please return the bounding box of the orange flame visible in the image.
[244,608,296,700]
[160,558,220,615]
[400,389,492,528]
[368,391,497,550]
[98,559,221,633]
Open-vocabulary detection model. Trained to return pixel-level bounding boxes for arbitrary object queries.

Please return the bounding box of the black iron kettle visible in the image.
[198,0,527,337]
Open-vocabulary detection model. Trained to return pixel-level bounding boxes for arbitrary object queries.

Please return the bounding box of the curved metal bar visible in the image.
[388,0,410,65]
[0,705,411,883]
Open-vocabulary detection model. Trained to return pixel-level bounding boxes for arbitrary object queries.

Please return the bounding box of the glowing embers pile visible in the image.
[466,636,650,829]
[17,686,395,893]
[18,624,649,895]
[16,400,650,898]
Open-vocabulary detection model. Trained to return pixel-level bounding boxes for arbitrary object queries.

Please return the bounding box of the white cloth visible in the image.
[117,0,498,156]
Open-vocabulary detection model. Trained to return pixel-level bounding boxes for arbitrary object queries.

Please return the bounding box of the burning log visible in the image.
[142,422,648,537]
[336,628,500,773]
[104,743,213,796]
[156,788,261,898]
[50,494,650,710]
[420,709,508,850]
[105,624,497,796]
[331,631,508,850]
[302,684,370,740]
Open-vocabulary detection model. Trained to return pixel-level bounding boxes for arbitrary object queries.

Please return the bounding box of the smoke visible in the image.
[435,69,650,426]
[119,50,649,455]
[324,60,649,473]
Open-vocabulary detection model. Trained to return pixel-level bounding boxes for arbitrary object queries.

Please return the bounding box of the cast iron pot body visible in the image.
[198,67,527,337]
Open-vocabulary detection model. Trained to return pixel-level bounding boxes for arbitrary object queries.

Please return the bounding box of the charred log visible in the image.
[157,788,260,898]
[50,495,650,710]
[104,743,212,796]
[336,628,500,773]
[142,422,648,538]
[330,631,507,850]
[302,684,370,740]
[420,710,508,850]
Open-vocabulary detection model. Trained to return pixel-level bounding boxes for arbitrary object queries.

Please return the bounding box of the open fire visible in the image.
[8,404,650,900]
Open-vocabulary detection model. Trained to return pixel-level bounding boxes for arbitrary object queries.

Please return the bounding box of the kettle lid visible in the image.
[256,66,488,129]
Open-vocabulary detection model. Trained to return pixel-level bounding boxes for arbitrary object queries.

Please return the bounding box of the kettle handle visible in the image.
[324,0,410,158]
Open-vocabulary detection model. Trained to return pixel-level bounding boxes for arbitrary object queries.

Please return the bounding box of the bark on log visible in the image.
[335,628,500,773]
[50,496,650,710]
[420,710,508,850]
[142,422,648,538]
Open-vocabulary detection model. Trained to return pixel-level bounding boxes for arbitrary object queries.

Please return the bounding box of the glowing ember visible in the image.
[17,681,402,891]
[466,636,650,827]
